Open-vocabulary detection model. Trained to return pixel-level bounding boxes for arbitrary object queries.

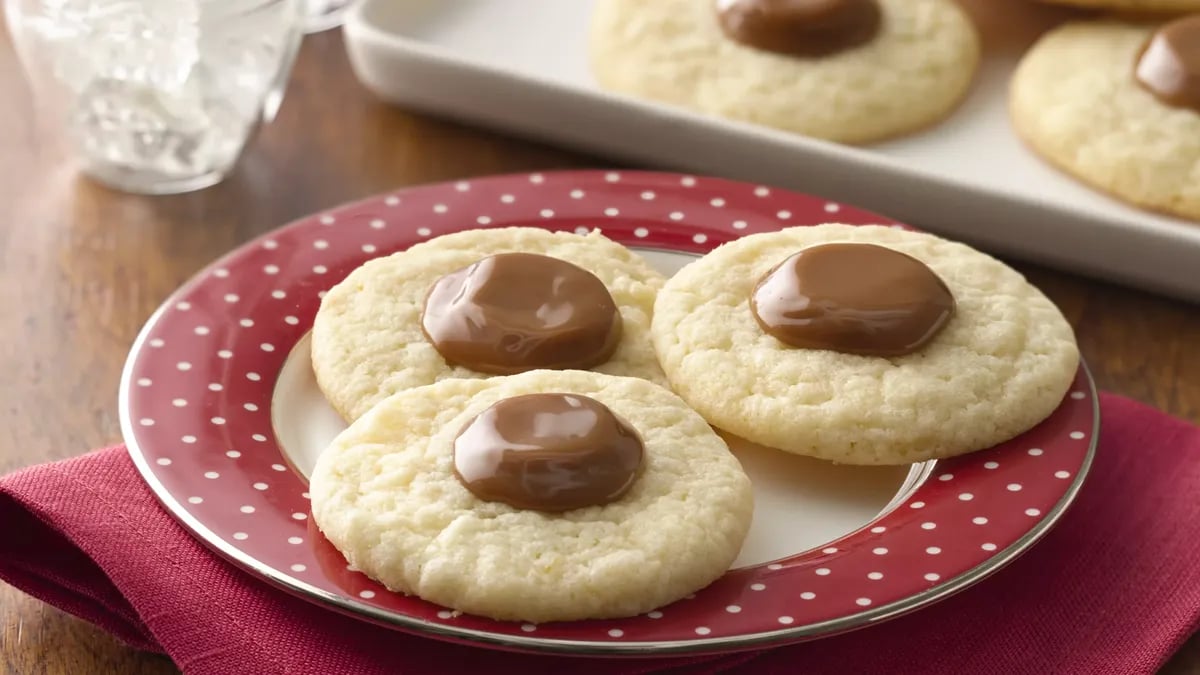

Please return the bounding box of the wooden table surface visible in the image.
[1,21,1198,675]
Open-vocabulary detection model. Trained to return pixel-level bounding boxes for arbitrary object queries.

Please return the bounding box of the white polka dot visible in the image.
[500,194,515,204]
[217,350,233,359]
[921,522,936,530]
[984,461,999,469]
[271,290,286,299]
[253,482,268,491]
[1070,431,1086,440]
[958,492,974,501]
[681,176,697,187]
[604,207,620,217]
[981,543,997,551]
[208,383,223,391]
[244,403,259,412]
[693,233,708,244]
[725,605,742,614]
[640,191,656,201]
[754,186,770,197]
[204,471,219,479]
[528,173,544,184]
[574,226,590,235]
[856,598,872,607]
[710,198,726,207]
[247,372,261,381]
[938,473,953,481]
[1025,508,1042,517]
[155,457,171,466]
[778,616,794,625]
[240,505,255,514]
[271,464,286,472]
[260,343,275,353]
[767,563,783,570]
[233,532,248,540]
[867,572,883,580]
[647,611,663,619]
[750,583,766,591]
[972,516,988,525]
[238,318,255,329]
[1070,391,1085,400]
[172,398,187,407]
[433,204,448,214]
[455,181,471,192]
[292,512,307,521]
[926,546,942,555]
[633,227,649,238]
[822,547,838,554]
[226,450,241,459]
[252,434,268,442]
[800,592,815,600]
[540,209,555,218]
[359,590,376,599]
[437,610,455,619]
[605,172,620,182]
[476,216,491,225]
[824,203,841,213]
[608,628,624,637]
[815,567,831,576]
[137,378,152,387]
[370,219,386,229]
[417,227,432,237]
[291,564,306,572]
[193,326,209,336]
[873,547,888,555]
[1028,448,1044,456]
[910,501,925,509]
[925,573,941,582]
[319,215,335,225]
[570,189,585,199]
[733,220,748,229]
[149,338,164,348]
[870,526,886,534]
[187,496,201,504]
[224,293,239,303]
[1055,470,1071,479]
[519,623,535,631]
[176,361,192,371]
[182,435,197,444]
[777,210,791,219]
[211,417,226,425]
[667,211,684,221]
[312,265,327,275]
[263,240,278,249]
[213,268,229,278]
[695,627,711,636]
[313,239,329,250]
[1007,483,1023,492]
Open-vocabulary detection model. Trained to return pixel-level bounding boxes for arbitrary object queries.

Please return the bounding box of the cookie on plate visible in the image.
[650,224,1080,466]
[309,369,754,623]
[312,227,666,421]
[1010,17,1200,221]
[588,0,980,144]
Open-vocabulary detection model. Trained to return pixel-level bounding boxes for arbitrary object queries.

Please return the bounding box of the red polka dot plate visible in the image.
[119,170,1097,656]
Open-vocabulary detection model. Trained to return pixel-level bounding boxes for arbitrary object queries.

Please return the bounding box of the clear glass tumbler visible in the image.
[5,0,307,194]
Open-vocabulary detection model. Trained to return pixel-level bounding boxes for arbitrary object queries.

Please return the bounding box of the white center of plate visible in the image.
[272,248,919,568]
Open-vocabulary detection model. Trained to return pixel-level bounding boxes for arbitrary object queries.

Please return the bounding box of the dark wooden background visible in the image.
[1,22,1197,675]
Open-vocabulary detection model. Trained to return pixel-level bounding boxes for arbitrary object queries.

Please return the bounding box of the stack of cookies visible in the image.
[307,223,1080,624]
[589,0,1200,221]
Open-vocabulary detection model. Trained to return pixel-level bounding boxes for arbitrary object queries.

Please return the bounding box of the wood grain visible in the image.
[0,20,1197,675]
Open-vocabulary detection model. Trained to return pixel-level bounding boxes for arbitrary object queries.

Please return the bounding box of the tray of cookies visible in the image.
[120,171,1097,654]
[340,0,1200,301]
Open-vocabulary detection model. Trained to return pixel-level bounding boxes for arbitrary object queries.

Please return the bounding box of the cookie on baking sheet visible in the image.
[588,0,980,144]
[311,227,666,421]
[1010,17,1200,221]
[309,369,754,623]
[650,224,1080,466]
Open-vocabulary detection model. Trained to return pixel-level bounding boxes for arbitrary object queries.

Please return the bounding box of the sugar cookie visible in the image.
[312,227,666,421]
[588,0,980,144]
[309,370,754,623]
[651,225,1080,465]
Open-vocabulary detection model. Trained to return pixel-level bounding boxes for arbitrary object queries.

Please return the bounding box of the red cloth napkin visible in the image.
[3,392,1200,675]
